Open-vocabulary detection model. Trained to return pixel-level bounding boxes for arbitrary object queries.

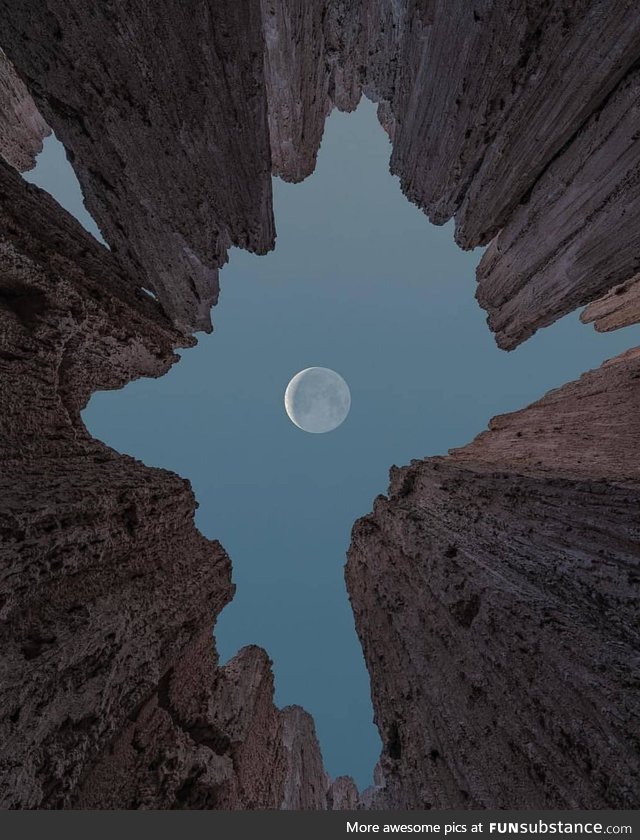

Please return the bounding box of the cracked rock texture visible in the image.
[0,160,344,809]
[0,48,49,171]
[379,1,640,248]
[339,0,640,346]
[347,349,640,809]
[342,0,640,346]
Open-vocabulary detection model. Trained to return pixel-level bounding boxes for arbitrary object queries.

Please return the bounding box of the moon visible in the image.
[284,367,351,434]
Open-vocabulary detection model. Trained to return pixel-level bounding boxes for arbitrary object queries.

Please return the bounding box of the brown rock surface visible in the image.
[0,0,275,334]
[581,274,640,335]
[262,0,332,183]
[279,706,362,810]
[358,1,640,345]
[0,48,49,171]
[77,643,291,809]
[280,705,330,809]
[9,1,640,347]
[328,775,361,810]
[0,159,336,809]
[475,67,640,349]
[381,1,640,248]
[347,349,640,809]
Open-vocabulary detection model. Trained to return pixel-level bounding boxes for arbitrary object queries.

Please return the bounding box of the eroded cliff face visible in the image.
[2,0,640,812]
[261,0,332,183]
[0,1,275,335]
[5,2,640,346]
[0,159,346,809]
[0,49,49,172]
[347,350,640,809]
[475,64,640,349]
[356,0,640,348]
[77,643,292,809]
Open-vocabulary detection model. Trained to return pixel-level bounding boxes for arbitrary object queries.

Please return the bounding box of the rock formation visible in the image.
[582,273,640,335]
[261,0,332,183]
[0,158,346,808]
[0,0,276,335]
[475,64,640,349]
[0,48,49,171]
[78,644,298,809]
[351,0,640,348]
[2,0,640,812]
[347,349,640,809]
[5,2,640,346]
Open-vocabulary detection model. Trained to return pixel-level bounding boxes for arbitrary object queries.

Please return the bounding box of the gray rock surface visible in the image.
[262,0,332,183]
[581,273,640,335]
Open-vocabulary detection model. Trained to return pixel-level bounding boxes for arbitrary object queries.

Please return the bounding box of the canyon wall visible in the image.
[349,0,640,348]
[347,349,640,808]
[1,0,640,811]
[0,48,49,171]
[5,2,640,347]
[0,159,345,808]
[0,0,275,335]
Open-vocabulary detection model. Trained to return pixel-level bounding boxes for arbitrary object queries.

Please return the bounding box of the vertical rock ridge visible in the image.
[475,64,640,349]
[347,350,640,809]
[280,706,330,809]
[261,0,333,183]
[581,274,640,334]
[7,1,640,343]
[362,1,640,345]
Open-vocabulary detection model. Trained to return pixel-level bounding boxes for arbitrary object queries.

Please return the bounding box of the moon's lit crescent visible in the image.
[284,367,351,434]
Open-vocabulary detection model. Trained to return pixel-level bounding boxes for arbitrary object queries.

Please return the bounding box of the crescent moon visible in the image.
[284,367,351,434]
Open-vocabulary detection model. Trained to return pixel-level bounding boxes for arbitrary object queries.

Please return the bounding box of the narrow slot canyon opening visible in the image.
[25,99,640,789]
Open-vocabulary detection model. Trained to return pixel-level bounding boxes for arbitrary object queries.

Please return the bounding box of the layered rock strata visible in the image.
[279,705,361,810]
[581,273,640,335]
[0,159,344,809]
[78,644,293,809]
[0,49,49,171]
[347,1,640,247]
[347,350,640,809]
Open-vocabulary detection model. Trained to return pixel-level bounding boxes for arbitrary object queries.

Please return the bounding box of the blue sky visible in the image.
[26,100,640,788]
